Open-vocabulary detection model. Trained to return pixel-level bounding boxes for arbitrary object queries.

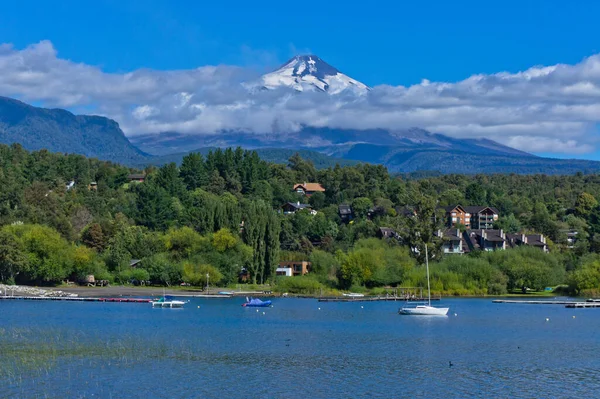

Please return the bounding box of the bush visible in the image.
[116,268,150,285]
[275,276,323,294]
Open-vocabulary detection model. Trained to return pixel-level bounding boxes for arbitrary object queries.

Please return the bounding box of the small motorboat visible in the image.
[242,297,272,307]
[151,296,186,308]
[342,293,365,298]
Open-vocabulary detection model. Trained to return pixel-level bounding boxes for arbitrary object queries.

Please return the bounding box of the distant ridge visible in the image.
[2,95,600,175]
[0,96,149,164]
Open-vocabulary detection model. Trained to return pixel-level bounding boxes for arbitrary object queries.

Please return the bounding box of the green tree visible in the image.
[81,223,105,251]
[575,192,598,217]
[0,230,28,283]
[351,197,373,219]
[180,153,208,190]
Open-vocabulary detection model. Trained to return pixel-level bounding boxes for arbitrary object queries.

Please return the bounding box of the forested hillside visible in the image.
[1,143,600,296]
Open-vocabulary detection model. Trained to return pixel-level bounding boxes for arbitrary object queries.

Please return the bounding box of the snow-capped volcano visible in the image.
[261,55,369,94]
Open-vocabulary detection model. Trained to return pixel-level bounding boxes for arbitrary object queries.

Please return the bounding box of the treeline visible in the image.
[1,143,600,295]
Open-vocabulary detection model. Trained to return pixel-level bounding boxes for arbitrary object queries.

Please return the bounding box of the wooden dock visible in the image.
[0,296,151,303]
[318,296,440,303]
[493,299,600,309]
[492,299,576,305]
[565,302,600,308]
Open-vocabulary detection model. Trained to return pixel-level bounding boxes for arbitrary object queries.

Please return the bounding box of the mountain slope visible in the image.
[143,147,359,169]
[261,55,369,94]
[130,127,600,175]
[0,96,149,164]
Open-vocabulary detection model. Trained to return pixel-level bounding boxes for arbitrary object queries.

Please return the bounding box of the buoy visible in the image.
[256,309,259,312]
[318,307,321,310]
[262,312,265,315]
[573,315,576,319]
[360,306,364,309]
[197,306,200,308]
[454,313,458,316]
[545,318,550,321]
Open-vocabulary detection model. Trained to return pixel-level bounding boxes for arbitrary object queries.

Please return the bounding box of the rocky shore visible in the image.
[0,284,78,297]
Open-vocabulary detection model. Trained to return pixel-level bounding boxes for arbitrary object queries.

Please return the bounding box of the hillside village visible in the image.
[0,144,597,296]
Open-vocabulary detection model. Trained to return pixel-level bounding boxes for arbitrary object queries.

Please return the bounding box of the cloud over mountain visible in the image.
[0,40,599,155]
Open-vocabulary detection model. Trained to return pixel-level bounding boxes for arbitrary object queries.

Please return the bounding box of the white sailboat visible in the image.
[399,244,449,316]
[151,289,186,308]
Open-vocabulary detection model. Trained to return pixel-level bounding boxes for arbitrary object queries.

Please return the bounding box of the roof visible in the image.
[128,174,146,180]
[293,183,325,192]
[468,229,505,242]
[443,205,466,213]
[129,259,141,267]
[284,202,312,210]
[439,228,462,239]
[526,234,546,246]
[464,206,500,214]
[396,206,416,217]
[339,204,353,214]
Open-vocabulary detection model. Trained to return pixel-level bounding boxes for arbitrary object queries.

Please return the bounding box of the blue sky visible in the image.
[1,0,600,159]
[2,0,599,86]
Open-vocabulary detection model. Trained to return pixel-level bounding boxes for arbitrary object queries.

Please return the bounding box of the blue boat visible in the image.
[242,297,272,307]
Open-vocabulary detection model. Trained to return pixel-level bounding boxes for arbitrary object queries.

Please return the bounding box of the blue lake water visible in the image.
[2,297,600,398]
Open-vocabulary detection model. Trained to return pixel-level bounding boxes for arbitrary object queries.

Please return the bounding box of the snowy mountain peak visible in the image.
[261,55,369,95]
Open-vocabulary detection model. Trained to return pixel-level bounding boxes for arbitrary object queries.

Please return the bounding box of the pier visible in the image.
[318,296,440,303]
[492,299,576,305]
[565,302,600,308]
[0,296,151,303]
[493,299,600,309]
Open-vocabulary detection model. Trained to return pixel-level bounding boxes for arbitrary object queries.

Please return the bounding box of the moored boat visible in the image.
[399,244,449,316]
[398,304,449,316]
[151,296,186,308]
[242,297,272,307]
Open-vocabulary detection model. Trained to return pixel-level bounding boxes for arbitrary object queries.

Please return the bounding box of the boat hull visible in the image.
[399,306,449,316]
[152,300,185,308]
[242,300,272,307]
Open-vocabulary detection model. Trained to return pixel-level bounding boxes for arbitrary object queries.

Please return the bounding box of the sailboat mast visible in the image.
[425,244,431,306]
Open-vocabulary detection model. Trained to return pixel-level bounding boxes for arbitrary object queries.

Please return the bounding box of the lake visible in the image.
[2,297,600,398]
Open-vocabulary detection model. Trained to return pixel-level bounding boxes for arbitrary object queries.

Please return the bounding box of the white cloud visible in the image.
[1,40,600,155]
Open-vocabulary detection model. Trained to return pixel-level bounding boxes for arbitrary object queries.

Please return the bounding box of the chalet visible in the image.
[277,261,311,276]
[282,202,315,215]
[436,229,468,255]
[128,174,146,183]
[293,182,325,197]
[465,206,499,229]
[88,182,98,191]
[377,227,399,239]
[506,233,549,253]
[443,205,499,230]
[367,206,386,220]
[465,229,507,251]
[396,206,417,218]
[239,268,250,282]
[444,205,470,227]
[562,229,578,249]
[339,204,354,222]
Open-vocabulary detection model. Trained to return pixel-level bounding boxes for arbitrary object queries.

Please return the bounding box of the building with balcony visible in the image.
[442,205,499,230]
[276,261,311,276]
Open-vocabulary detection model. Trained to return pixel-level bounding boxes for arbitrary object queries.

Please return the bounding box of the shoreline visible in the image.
[0,284,584,300]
